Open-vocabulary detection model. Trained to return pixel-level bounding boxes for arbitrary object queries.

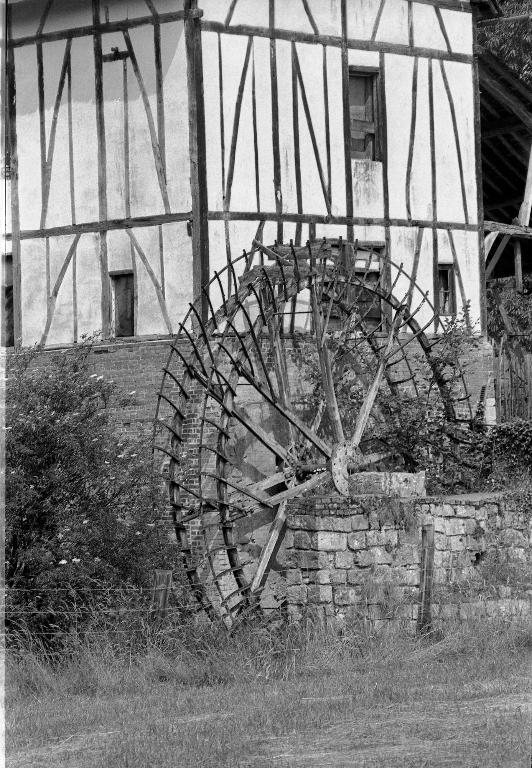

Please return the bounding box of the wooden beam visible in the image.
[482,118,528,139]
[92,0,111,338]
[485,233,510,278]
[518,141,532,227]
[9,9,199,48]
[484,220,532,239]
[185,0,210,322]
[479,73,532,133]
[514,240,523,291]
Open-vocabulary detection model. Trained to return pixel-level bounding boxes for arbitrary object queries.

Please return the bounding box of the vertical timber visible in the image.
[92,0,111,337]
[6,6,22,347]
[472,7,487,334]
[185,0,209,322]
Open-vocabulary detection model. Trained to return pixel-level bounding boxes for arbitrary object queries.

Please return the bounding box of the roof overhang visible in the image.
[472,0,503,19]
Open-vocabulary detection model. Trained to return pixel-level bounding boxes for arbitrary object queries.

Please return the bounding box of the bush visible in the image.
[5,341,176,644]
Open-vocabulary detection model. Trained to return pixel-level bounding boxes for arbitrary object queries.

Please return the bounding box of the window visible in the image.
[323,242,383,332]
[110,272,134,337]
[438,266,456,316]
[348,69,380,161]
[2,253,14,347]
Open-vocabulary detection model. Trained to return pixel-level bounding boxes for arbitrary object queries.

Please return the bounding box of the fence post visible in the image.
[417,523,434,635]
[151,569,173,620]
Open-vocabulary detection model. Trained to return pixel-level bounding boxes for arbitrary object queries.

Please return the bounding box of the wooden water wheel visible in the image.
[154,238,472,622]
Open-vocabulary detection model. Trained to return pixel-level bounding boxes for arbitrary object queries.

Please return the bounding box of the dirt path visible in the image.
[246,693,532,768]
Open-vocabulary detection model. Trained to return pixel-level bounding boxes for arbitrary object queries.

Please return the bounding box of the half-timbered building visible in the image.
[4,0,507,352]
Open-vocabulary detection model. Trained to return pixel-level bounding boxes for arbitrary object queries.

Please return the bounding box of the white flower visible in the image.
[135,531,141,536]
[89,374,97,378]
[58,559,67,565]
[128,391,136,396]
[94,557,101,563]
[147,523,155,528]
[72,558,81,563]
[82,520,89,525]
[97,375,104,381]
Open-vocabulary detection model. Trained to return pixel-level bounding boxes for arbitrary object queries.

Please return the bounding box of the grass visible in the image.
[6,616,532,768]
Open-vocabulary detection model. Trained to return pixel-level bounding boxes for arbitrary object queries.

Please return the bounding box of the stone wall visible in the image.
[285,492,532,625]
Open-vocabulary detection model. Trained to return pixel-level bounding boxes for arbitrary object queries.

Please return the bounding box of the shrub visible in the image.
[5,341,176,645]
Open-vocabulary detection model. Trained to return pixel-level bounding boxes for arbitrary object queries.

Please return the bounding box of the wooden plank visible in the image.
[484,220,532,239]
[10,9,196,48]
[200,21,475,65]
[485,233,510,279]
[406,227,424,311]
[126,229,173,332]
[434,5,452,53]
[406,56,419,221]
[417,523,434,634]
[269,0,283,243]
[251,45,260,213]
[268,471,328,506]
[36,43,46,227]
[40,234,82,346]
[12,212,192,241]
[293,46,332,215]
[310,280,344,443]
[341,0,354,242]
[292,42,303,237]
[370,0,387,42]
[67,55,78,341]
[379,51,392,315]
[123,30,170,213]
[224,36,253,209]
[518,141,532,227]
[439,59,469,224]
[185,0,210,320]
[514,240,523,291]
[323,46,332,204]
[92,0,111,338]
[41,39,72,230]
[6,7,22,347]
[37,0,55,35]
[224,0,239,26]
[428,58,439,326]
[447,230,471,329]
[302,0,320,35]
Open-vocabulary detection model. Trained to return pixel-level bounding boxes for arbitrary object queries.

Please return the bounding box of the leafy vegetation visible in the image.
[5,342,176,644]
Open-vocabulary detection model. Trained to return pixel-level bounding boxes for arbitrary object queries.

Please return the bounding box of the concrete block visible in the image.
[351,515,369,531]
[347,532,366,550]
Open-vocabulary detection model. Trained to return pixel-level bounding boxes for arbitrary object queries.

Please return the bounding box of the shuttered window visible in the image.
[111,272,134,337]
[438,266,456,316]
[349,70,380,161]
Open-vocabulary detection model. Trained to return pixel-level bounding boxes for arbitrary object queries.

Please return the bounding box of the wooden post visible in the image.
[151,569,173,620]
[417,523,434,635]
[185,0,209,323]
[514,240,523,292]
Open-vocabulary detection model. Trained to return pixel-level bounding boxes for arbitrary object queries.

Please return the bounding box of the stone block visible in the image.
[308,584,333,604]
[334,586,358,606]
[384,530,399,548]
[288,550,320,570]
[347,568,367,585]
[443,519,468,536]
[347,471,426,497]
[316,569,331,585]
[286,569,302,586]
[327,518,352,532]
[330,570,347,585]
[335,550,355,569]
[294,530,312,550]
[395,543,419,567]
[449,536,466,551]
[287,585,308,605]
[314,531,347,551]
[475,506,488,521]
[374,547,393,565]
[351,515,369,531]
[347,532,366,551]
[366,530,386,546]
[397,569,419,587]
[500,529,527,548]
[368,511,380,529]
[284,530,294,549]
[434,533,448,551]
[355,549,376,567]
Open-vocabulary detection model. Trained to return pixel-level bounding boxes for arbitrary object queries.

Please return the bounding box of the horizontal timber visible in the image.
[201,21,473,64]
[208,210,480,233]
[9,9,201,48]
[484,220,532,239]
[8,212,192,241]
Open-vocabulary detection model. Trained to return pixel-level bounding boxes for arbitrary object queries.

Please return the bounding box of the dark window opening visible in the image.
[2,253,14,347]
[349,70,381,161]
[111,272,134,337]
[324,243,383,332]
[438,266,456,316]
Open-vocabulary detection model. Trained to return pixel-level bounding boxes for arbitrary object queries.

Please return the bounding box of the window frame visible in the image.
[109,270,135,338]
[348,66,382,162]
[437,264,457,316]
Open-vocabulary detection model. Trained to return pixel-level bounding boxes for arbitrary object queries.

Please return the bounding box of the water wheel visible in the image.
[155,238,472,622]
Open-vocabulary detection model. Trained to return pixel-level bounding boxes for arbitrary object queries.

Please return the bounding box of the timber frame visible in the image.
[5,0,503,347]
